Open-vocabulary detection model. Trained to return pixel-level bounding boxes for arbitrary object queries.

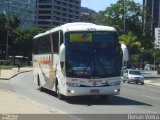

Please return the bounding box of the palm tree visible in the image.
[119,31,141,68]
[119,31,141,53]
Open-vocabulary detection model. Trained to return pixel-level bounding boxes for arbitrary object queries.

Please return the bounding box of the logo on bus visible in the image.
[39,56,52,65]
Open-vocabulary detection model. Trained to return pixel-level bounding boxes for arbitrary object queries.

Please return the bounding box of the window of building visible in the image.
[38,10,51,14]
[38,21,51,24]
[38,5,52,8]
[39,0,51,3]
[38,16,51,19]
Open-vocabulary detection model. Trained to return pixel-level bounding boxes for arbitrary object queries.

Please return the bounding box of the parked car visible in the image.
[123,69,144,85]
[144,64,151,70]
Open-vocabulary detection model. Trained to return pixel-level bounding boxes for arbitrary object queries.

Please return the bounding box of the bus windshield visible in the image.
[65,31,122,78]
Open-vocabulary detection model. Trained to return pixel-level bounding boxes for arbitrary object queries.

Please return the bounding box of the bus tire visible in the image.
[56,79,63,100]
[37,74,43,91]
[37,74,40,86]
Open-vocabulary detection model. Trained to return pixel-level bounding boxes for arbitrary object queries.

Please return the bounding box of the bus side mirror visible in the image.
[60,43,65,62]
[121,43,129,62]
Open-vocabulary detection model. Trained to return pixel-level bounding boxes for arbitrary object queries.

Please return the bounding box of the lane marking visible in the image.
[142,95,160,100]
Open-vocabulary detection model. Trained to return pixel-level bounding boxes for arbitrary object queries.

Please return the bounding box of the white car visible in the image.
[123,69,144,85]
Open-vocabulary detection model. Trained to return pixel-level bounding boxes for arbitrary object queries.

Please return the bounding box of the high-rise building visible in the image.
[35,0,81,28]
[155,28,160,49]
[0,0,36,29]
[143,0,160,36]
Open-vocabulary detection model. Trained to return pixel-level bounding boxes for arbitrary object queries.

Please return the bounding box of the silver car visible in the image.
[123,69,144,85]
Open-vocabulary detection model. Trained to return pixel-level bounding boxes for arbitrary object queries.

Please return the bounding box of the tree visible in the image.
[8,14,21,30]
[12,27,46,59]
[0,13,7,59]
[101,0,142,36]
[0,13,7,31]
[119,31,141,53]
[119,31,141,68]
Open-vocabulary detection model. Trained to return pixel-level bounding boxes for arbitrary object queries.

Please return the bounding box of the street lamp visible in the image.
[140,47,144,69]
[124,0,126,33]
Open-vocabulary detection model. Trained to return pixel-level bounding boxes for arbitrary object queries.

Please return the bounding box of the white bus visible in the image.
[33,22,123,100]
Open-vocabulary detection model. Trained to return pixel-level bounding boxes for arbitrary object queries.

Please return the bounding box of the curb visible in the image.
[0,70,32,80]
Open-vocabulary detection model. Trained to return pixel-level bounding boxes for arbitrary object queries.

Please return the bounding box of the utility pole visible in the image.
[124,0,126,33]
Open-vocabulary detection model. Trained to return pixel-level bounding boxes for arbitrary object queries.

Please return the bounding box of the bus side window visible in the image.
[52,31,59,53]
[33,38,38,54]
[60,31,63,46]
[36,34,51,54]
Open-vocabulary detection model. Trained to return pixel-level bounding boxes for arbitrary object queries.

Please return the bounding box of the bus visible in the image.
[33,22,124,100]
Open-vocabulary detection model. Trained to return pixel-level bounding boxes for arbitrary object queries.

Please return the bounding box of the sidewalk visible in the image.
[0,67,32,80]
[0,67,62,115]
[0,90,55,114]
[144,79,160,87]
[141,70,160,87]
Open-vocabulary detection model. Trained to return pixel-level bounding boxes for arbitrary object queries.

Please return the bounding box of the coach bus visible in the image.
[33,22,124,100]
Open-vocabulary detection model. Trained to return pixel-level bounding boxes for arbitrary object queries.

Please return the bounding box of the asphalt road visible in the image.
[0,72,160,120]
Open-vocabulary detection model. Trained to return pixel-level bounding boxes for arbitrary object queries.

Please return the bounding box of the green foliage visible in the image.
[119,31,141,54]
[130,54,140,68]
[8,14,21,30]
[119,31,141,67]
[101,0,142,35]
[12,27,46,58]
[0,13,7,31]
[99,0,156,67]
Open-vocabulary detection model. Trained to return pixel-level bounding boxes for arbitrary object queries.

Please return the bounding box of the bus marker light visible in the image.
[114,89,118,92]
[71,90,75,94]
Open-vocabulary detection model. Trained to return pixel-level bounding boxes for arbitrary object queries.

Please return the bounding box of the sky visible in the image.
[81,0,143,12]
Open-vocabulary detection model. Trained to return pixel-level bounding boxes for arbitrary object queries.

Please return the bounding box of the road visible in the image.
[0,72,160,120]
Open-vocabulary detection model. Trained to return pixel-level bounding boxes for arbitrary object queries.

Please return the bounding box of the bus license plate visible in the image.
[90,89,99,93]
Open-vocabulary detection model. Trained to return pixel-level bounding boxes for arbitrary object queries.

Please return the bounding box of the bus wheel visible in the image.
[56,82,63,100]
[37,75,43,91]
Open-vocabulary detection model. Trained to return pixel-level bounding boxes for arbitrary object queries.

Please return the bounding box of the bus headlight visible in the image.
[109,81,121,86]
[66,82,80,87]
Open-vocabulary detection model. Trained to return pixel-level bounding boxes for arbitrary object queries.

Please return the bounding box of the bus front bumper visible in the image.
[65,86,121,97]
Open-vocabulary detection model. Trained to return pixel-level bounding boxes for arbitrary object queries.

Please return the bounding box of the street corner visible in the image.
[0,90,55,114]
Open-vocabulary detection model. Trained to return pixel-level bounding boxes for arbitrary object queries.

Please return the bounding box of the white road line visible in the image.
[142,95,160,100]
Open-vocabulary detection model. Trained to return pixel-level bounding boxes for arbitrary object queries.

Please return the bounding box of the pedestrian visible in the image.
[17,62,21,72]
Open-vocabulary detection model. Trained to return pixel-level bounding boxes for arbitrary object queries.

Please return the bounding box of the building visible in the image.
[155,28,160,49]
[80,13,93,23]
[80,12,102,24]
[0,0,36,29]
[35,0,81,28]
[143,0,160,36]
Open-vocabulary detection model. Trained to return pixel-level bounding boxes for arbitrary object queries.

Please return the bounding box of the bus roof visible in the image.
[34,22,117,39]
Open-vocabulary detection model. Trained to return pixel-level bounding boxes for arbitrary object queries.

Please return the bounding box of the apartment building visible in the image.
[143,0,160,36]
[35,0,81,28]
[155,28,160,49]
[0,0,36,29]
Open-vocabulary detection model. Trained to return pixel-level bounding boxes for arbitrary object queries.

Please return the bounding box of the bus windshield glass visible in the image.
[65,31,121,78]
